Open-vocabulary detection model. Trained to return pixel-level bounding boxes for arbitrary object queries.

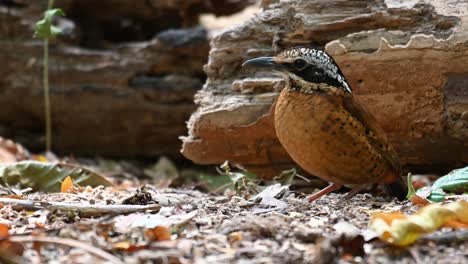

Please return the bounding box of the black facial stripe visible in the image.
[290,66,345,89]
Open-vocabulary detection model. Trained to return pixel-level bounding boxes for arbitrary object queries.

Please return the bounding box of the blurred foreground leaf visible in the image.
[369,201,468,246]
[0,161,112,192]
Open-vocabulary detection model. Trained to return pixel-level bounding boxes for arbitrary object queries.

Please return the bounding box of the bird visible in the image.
[242,47,407,202]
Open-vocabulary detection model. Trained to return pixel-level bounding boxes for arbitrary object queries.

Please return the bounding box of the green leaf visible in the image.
[34,8,65,39]
[428,189,446,202]
[415,166,468,202]
[218,162,259,197]
[273,168,297,186]
[0,161,112,192]
[431,167,468,192]
[196,173,232,192]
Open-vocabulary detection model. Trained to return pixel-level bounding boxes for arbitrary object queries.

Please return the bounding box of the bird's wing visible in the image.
[342,94,401,174]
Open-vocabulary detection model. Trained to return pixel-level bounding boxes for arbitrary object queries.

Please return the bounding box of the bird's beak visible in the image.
[242,57,281,70]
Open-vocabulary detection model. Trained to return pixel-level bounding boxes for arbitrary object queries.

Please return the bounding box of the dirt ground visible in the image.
[1,171,466,264]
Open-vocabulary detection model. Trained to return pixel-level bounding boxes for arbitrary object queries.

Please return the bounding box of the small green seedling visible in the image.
[33,0,64,152]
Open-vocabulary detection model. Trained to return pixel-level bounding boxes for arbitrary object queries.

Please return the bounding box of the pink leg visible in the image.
[306,183,342,202]
[336,184,369,205]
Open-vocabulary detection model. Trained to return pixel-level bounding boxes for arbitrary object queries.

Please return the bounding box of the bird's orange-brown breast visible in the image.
[274,89,398,185]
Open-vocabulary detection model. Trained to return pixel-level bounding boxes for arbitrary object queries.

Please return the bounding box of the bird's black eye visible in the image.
[293,59,307,70]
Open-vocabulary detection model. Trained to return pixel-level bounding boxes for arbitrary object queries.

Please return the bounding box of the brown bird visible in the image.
[243,47,406,202]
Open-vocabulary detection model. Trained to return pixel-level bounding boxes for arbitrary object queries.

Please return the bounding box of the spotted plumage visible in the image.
[277,47,352,93]
[242,47,406,202]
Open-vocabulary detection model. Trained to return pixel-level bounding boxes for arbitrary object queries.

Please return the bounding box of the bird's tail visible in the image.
[383,176,407,200]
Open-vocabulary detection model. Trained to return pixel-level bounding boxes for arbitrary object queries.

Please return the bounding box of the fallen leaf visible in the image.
[0,195,25,200]
[112,241,147,252]
[251,184,289,214]
[371,212,407,225]
[333,221,361,237]
[61,176,73,193]
[409,195,429,206]
[369,201,468,246]
[0,161,112,192]
[0,223,9,239]
[272,168,300,186]
[415,167,468,202]
[0,240,24,260]
[445,220,468,229]
[0,137,29,162]
[218,161,259,197]
[145,226,171,241]
[228,231,243,244]
[250,183,288,202]
[114,210,197,233]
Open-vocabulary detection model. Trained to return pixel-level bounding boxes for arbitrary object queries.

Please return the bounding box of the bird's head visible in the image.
[242,47,351,94]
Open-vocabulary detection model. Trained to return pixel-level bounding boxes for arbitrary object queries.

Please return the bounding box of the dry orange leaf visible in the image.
[0,240,24,257]
[409,195,430,206]
[0,195,25,200]
[371,212,407,225]
[369,201,468,246]
[444,219,468,229]
[145,226,171,241]
[113,241,147,252]
[228,231,243,244]
[61,176,74,193]
[0,223,10,239]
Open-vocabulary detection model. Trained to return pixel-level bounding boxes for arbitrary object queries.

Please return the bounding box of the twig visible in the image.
[0,198,160,216]
[409,247,423,264]
[9,235,125,264]
[294,173,311,182]
[421,230,468,244]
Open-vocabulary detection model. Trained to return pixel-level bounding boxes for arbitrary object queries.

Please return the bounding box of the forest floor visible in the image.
[0,158,466,264]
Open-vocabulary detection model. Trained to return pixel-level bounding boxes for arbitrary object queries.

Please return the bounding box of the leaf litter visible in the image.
[0,155,466,263]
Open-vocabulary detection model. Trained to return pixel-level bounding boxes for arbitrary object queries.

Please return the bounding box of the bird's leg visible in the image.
[306,183,342,202]
[336,184,370,205]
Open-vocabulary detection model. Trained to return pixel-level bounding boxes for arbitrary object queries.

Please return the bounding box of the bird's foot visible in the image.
[306,183,342,202]
[336,184,370,205]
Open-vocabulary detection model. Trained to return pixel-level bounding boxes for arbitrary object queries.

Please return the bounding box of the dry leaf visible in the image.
[369,201,468,246]
[113,241,131,250]
[145,226,171,241]
[0,223,9,239]
[113,241,147,252]
[61,176,74,193]
[0,137,29,162]
[0,195,25,200]
[228,231,243,244]
[0,161,111,192]
[0,240,24,258]
[409,195,429,206]
[113,210,197,233]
